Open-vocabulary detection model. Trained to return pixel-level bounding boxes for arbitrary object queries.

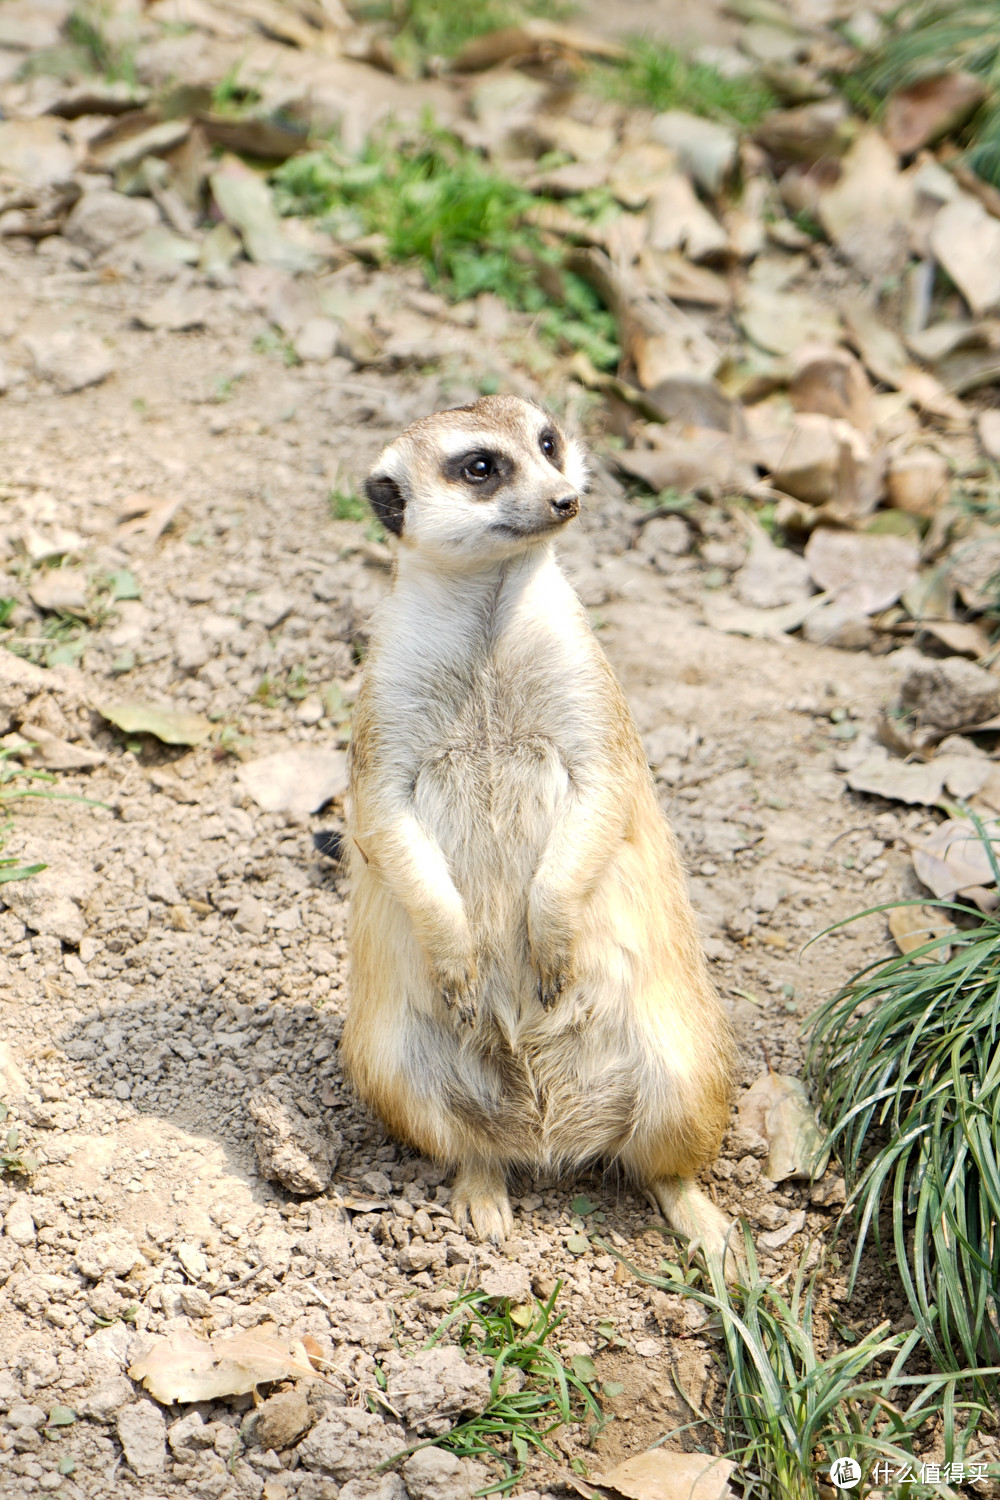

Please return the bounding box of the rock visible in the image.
[18,722,106,771]
[1,855,96,945]
[247,1081,339,1194]
[2,1199,36,1247]
[23,330,114,395]
[946,536,1000,611]
[800,600,874,651]
[75,1231,146,1281]
[173,623,210,672]
[402,1447,490,1500]
[233,893,267,938]
[770,414,850,507]
[636,515,691,567]
[167,1411,213,1454]
[79,1377,135,1422]
[295,1408,405,1480]
[7,1403,46,1431]
[294,318,340,363]
[733,528,812,609]
[900,658,1000,731]
[810,1175,847,1207]
[64,190,160,256]
[0,118,77,189]
[804,528,919,615]
[478,1262,532,1303]
[255,1388,314,1450]
[885,449,949,517]
[243,586,297,628]
[117,1400,167,1477]
[649,110,737,194]
[380,1347,491,1437]
[236,748,348,816]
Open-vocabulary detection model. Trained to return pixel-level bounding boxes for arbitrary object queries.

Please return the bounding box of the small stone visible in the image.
[7,1403,46,1431]
[243,586,296,629]
[167,1411,211,1454]
[117,1399,167,1477]
[63,190,160,256]
[900,658,1000,730]
[401,1447,490,1500]
[886,449,949,517]
[801,600,874,651]
[295,1408,406,1480]
[176,1241,208,1280]
[810,1175,847,1207]
[79,1377,135,1422]
[23,330,114,395]
[478,1263,531,1303]
[733,528,812,609]
[75,1231,146,1281]
[294,317,340,363]
[381,1346,491,1437]
[179,1286,212,1317]
[3,1198,37,1247]
[174,624,210,671]
[255,1388,314,1450]
[233,894,267,938]
[248,1081,339,1194]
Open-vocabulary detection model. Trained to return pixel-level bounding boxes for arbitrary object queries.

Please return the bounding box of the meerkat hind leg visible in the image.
[451,1158,514,1244]
[648,1176,740,1282]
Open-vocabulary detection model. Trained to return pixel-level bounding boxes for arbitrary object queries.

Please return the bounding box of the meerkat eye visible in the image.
[539,431,556,459]
[461,454,496,483]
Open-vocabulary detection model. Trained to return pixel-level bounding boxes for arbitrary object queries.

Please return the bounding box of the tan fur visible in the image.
[341,395,738,1270]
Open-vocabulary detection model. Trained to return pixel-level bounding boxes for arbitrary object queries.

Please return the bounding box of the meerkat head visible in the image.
[364,395,588,567]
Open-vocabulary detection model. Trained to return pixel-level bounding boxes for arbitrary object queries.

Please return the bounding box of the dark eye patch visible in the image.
[539,427,563,467]
[442,449,513,498]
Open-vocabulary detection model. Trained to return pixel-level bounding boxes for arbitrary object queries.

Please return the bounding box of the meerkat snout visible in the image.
[550,494,579,518]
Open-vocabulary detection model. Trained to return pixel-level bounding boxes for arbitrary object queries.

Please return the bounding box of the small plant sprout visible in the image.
[0,1106,39,1177]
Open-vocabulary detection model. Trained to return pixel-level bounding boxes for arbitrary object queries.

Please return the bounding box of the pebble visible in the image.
[3,1198,37,1246]
[117,1399,168,1476]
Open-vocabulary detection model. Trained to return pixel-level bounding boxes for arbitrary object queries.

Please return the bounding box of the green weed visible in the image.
[592,38,776,129]
[65,5,138,85]
[355,0,570,61]
[273,132,620,367]
[0,1106,39,1176]
[808,873,1000,1398]
[841,1,1000,185]
[329,487,369,522]
[596,1226,995,1500]
[387,1284,606,1492]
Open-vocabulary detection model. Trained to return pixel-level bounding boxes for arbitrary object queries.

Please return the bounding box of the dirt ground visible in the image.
[0,214,959,1500]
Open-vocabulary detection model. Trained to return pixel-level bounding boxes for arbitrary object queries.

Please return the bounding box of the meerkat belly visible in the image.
[413,732,568,914]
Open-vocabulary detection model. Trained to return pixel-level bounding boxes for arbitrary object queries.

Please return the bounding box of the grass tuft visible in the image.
[592,37,776,129]
[272,131,621,368]
[807,879,1000,1398]
[389,1283,606,1493]
[842,0,1000,184]
[354,0,570,61]
[595,1227,994,1499]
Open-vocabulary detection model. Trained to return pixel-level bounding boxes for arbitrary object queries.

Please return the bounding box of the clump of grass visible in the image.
[65,5,138,85]
[0,1105,39,1177]
[354,0,570,61]
[329,486,369,523]
[272,131,620,368]
[808,888,1000,1399]
[842,1,1000,184]
[386,1284,605,1492]
[592,38,776,130]
[595,1227,993,1499]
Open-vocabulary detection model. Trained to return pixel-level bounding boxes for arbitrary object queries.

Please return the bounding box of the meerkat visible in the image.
[341,394,737,1267]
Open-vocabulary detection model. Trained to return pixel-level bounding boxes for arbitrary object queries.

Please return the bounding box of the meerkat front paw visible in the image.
[452,1161,513,1244]
[431,954,479,1024]
[528,930,575,1010]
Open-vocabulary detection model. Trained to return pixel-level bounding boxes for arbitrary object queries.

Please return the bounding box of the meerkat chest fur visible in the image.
[361,546,614,932]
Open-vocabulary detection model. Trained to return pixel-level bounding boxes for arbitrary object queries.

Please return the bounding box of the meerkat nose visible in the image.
[550,495,579,518]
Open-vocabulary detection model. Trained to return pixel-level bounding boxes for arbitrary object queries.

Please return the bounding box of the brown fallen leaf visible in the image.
[129,1324,325,1404]
[885,448,949,517]
[887,904,956,963]
[647,175,729,263]
[738,1069,829,1183]
[703,593,828,641]
[28,569,89,616]
[911,816,1000,911]
[885,72,987,155]
[929,195,1000,318]
[18,723,106,772]
[818,128,914,283]
[916,620,991,660]
[452,19,624,70]
[789,347,873,433]
[117,493,183,544]
[738,285,841,357]
[804,528,918,614]
[592,1450,736,1500]
[841,300,968,425]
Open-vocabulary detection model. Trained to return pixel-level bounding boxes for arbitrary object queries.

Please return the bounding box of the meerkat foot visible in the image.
[647,1176,740,1284]
[451,1161,513,1244]
[434,958,479,1025]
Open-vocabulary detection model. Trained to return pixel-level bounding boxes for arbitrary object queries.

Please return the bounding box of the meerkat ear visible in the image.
[365,472,406,537]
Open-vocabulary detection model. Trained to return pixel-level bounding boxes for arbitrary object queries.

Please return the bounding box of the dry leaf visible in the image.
[738,1070,829,1182]
[703,593,827,640]
[841,300,968,424]
[96,701,213,746]
[592,1449,736,1500]
[211,156,316,273]
[129,1324,321,1403]
[28,569,89,615]
[804,529,918,614]
[888,904,956,962]
[647,176,729,263]
[911,817,1000,910]
[452,18,624,70]
[846,752,946,806]
[117,493,183,543]
[738,285,841,356]
[929,195,1000,318]
[916,621,991,660]
[236,748,348,815]
[649,110,737,194]
[818,129,914,282]
[789,348,873,432]
[885,71,987,155]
